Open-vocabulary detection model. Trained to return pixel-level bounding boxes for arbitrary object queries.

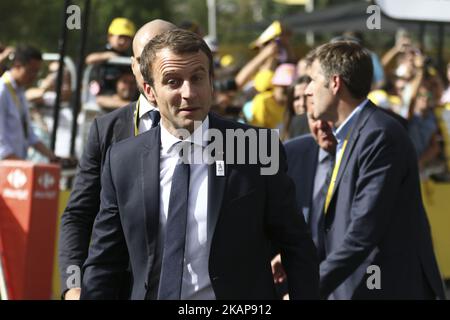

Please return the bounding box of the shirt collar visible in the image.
[333,99,368,143]
[160,115,210,155]
[138,94,157,119]
[318,147,331,163]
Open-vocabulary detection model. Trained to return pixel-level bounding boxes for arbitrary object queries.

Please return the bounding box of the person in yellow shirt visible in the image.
[248,63,296,129]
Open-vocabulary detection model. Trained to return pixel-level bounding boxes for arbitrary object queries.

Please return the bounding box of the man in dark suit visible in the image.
[58,19,176,300]
[273,86,409,292]
[80,29,319,300]
[304,40,445,299]
[272,89,336,293]
[284,119,335,259]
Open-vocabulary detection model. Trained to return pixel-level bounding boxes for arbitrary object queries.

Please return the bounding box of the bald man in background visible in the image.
[58,19,176,300]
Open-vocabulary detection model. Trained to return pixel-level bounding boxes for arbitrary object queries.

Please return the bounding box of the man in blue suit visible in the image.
[80,29,319,300]
[59,20,177,300]
[304,41,445,299]
[284,115,336,262]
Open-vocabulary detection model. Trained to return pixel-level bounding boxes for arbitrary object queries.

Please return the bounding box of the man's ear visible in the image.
[131,58,141,82]
[143,82,157,104]
[131,57,138,77]
[330,75,341,95]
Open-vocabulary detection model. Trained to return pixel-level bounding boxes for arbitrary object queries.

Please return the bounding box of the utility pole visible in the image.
[306,0,315,46]
[207,0,217,39]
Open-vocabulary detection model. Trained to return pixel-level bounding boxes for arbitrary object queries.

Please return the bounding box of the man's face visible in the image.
[144,48,213,134]
[394,77,406,94]
[15,59,41,87]
[305,59,338,122]
[108,34,132,53]
[293,82,308,115]
[414,86,434,114]
[131,55,144,94]
[306,101,336,152]
[116,73,137,100]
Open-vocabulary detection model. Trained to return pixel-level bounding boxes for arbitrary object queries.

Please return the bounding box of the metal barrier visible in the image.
[42,53,77,92]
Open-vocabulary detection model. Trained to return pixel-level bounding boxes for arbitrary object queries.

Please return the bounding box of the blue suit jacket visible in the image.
[80,113,319,300]
[284,135,319,234]
[320,101,445,299]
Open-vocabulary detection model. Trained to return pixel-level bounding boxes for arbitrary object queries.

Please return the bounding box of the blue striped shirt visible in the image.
[0,72,39,159]
[333,99,368,160]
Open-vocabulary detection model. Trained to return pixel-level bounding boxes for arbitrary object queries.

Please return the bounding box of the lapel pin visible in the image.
[216,160,225,176]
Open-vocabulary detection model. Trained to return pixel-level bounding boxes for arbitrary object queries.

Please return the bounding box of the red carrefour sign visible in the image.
[0,160,60,299]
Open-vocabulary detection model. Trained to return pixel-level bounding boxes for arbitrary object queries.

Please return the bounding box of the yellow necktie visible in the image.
[324,131,352,214]
[133,99,141,136]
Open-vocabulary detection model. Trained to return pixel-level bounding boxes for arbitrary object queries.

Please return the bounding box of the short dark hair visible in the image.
[115,66,134,86]
[117,65,134,77]
[12,45,42,65]
[296,75,312,86]
[307,41,373,99]
[140,28,213,86]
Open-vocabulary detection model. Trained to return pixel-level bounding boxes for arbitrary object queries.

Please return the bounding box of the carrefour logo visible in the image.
[38,172,55,190]
[7,169,27,189]
[34,172,57,200]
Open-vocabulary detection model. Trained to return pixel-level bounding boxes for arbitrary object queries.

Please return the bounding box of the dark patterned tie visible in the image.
[148,110,161,129]
[157,143,190,300]
[311,154,334,261]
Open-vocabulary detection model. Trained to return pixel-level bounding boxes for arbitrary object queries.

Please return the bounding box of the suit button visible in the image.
[325,228,330,233]
[211,276,219,282]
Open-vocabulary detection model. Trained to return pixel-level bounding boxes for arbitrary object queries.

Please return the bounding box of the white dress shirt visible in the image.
[154,116,215,300]
[138,94,158,134]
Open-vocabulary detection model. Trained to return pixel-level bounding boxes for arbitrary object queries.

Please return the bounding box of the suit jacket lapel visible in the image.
[114,101,136,142]
[206,114,227,244]
[141,126,161,258]
[304,141,319,223]
[140,114,225,253]
[329,101,376,205]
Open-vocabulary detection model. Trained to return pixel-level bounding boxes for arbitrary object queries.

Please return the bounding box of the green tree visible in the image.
[0,0,62,51]
[0,0,171,55]
[168,0,208,34]
[86,0,170,52]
